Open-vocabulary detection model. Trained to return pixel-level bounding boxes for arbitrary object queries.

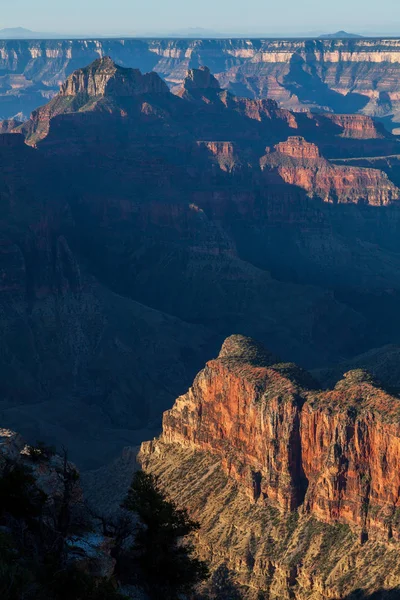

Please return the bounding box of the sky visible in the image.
[1,0,400,36]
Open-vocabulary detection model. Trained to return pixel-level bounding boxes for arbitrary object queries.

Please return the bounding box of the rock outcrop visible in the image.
[0,428,117,583]
[262,136,400,205]
[321,114,386,139]
[181,65,221,92]
[60,56,169,98]
[20,57,170,144]
[273,136,321,159]
[140,335,400,598]
[0,428,82,504]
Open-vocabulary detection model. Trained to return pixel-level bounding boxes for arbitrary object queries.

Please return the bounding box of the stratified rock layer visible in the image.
[4,38,400,128]
[262,137,400,205]
[140,335,400,598]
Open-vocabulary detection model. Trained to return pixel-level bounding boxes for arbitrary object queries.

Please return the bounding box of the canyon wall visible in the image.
[140,335,400,598]
[2,38,400,126]
[261,136,400,205]
[4,57,400,471]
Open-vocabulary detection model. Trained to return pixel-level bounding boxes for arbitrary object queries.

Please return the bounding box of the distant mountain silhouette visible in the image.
[166,27,221,37]
[0,27,37,38]
[0,27,96,39]
[319,30,363,38]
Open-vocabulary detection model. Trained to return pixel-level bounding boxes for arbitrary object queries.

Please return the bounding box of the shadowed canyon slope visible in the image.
[4,38,400,130]
[3,58,400,470]
[141,335,400,599]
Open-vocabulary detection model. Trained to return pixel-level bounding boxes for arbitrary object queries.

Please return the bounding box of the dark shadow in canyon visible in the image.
[284,51,370,114]
[341,590,400,599]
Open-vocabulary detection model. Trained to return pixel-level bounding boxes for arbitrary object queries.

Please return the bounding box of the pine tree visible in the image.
[122,471,209,599]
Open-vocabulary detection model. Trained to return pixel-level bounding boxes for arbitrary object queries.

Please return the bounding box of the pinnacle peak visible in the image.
[60,59,169,98]
[184,65,220,91]
[82,56,122,73]
[93,56,117,67]
[97,56,115,64]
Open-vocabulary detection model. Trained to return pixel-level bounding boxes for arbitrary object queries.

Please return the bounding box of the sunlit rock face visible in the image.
[140,336,400,598]
[59,56,169,98]
[154,335,400,537]
[261,136,400,205]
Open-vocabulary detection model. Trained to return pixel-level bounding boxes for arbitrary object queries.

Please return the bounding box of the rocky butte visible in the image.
[261,136,400,205]
[141,335,400,599]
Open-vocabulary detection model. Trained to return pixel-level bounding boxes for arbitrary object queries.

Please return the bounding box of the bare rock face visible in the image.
[60,56,169,98]
[197,141,240,172]
[177,65,223,104]
[274,136,321,159]
[262,137,400,205]
[183,66,221,91]
[301,371,400,538]
[140,336,400,598]
[21,57,169,144]
[322,113,386,139]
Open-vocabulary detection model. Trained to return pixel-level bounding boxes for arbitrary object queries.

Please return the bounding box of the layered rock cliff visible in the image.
[60,56,169,98]
[140,335,400,598]
[20,56,170,144]
[3,38,400,129]
[261,136,400,205]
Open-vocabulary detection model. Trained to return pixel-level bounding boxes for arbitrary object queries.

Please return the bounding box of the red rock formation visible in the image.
[197,141,239,171]
[274,136,320,159]
[162,337,308,511]
[302,371,400,540]
[321,113,386,139]
[262,137,400,205]
[155,335,400,541]
[219,91,298,128]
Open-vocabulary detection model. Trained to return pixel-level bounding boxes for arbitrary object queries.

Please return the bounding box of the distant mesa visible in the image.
[0,27,37,38]
[319,30,364,39]
[0,26,90,39]
[165,27,221,38]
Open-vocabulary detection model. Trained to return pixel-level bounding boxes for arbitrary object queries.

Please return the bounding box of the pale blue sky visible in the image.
[1,0,400,35]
